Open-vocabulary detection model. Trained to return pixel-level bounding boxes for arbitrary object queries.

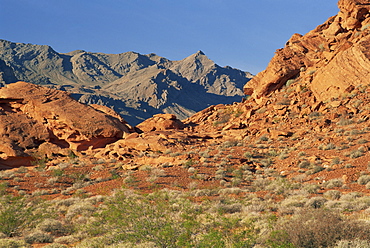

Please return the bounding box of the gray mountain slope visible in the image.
[0,39,253,125]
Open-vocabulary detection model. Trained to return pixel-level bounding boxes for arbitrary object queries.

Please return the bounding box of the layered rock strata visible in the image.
[244,0,370,102]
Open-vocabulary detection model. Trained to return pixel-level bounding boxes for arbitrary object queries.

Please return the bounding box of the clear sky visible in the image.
[1,0,339,74]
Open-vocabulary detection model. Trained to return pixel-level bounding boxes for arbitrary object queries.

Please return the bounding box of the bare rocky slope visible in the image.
[1,0,370,191]
[244,0,370,103]
[0,41,252,124]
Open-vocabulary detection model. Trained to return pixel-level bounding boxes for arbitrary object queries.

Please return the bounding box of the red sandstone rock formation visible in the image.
[244,0,370,102]
[0,82,130,167]
[136,114,185,132]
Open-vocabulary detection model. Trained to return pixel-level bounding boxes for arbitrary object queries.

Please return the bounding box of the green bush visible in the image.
[87,190,256,247]
[0,196,42,237]
[88,191,197,247]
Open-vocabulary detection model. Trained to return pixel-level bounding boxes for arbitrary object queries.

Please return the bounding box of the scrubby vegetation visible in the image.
[0,179,370,247]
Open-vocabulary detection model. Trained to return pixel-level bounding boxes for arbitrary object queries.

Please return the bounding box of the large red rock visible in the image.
[311,38,370,100]
[0,82,130,167]
[136,113,185,132]
[244,0,370,102]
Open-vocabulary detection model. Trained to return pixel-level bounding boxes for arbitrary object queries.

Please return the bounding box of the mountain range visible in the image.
[0,40,252,125]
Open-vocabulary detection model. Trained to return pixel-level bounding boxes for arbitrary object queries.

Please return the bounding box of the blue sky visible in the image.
[1,0,339,74]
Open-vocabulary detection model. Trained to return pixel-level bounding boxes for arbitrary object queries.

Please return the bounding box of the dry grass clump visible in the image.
[357,175,370,185]
[0,238,27,248]
[267,209,370,248]
[323,178,344,189]
[24,231,54,244]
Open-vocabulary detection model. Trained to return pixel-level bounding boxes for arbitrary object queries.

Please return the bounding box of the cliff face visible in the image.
[244,0,370,103]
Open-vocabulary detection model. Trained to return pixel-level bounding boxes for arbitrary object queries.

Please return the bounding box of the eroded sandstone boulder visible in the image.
[0,82,130,167]
[136,113,185,132]
[244,0,370,102]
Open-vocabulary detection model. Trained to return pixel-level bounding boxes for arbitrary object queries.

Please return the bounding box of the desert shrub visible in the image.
[250,178,271,191]
[357,175,370,185]
[88,191,194,247]
[87,190,256,247]
[43,243,68,248]
[231,178,242,187]
[183,159,195,168]
[305,197,328,209]
[222,140,238,148]
[0,238,27,248]
[324,190,342,200]
[298,160,310,168]
[52,169,64,177]
[65,201,96,221]
[215,169,226,179]
[267,209,370,248]
[213,203,243,214]
[260,158,273,167]
[266,179,300,195]
[74,236,112,248]
[37,219,69,236]
[32,189,49,196]
[17,166,28,174]
[278,152,289,160]
[347,149,364,158]
[331,157,341,165]
[54,235,80,245]
[337,118,354,126]
[218,187,242,195]
[243,151,254,158]
[24,231,53,244]
[366,182,370,189]
[0,196,43,237]
[280,195,307,209]
[258,135,269,142]
[324,143,336,150]
[293,174,307,183]
[335,239,370,248]
[340,192,363,201]
[323,178,344,189]
[357,139,368,144]
[47,177,59,184]
[0,183,8,196]
[306,166,324,175]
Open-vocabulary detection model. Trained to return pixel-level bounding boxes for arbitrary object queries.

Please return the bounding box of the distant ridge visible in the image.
[0,40,253,124]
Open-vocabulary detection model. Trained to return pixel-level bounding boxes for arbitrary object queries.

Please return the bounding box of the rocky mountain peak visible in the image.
[170,50,215,82]
[196,50,205,55]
